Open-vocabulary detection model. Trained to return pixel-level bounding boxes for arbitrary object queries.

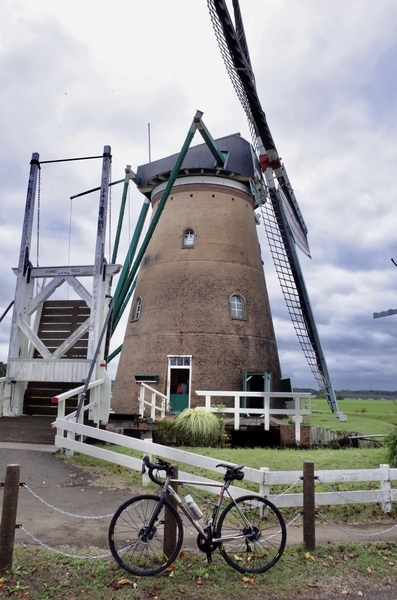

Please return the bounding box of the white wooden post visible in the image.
[87,146,112,364]
[205,394,211,410]
[380,464,392,513]
[139,385,145,417]
[259,467,270,498]
[264,396,270,430]
[294,395,302,445]
[161,396,165,419]
[151,391,156,421]
[234,395,240,430]
[6,153,40,415]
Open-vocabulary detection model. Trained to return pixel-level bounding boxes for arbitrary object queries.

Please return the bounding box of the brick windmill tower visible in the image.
[112,123,282,415]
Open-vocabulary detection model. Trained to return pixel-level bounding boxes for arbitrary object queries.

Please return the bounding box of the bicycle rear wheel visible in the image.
[216,494,286,573]
[108,494,183,576]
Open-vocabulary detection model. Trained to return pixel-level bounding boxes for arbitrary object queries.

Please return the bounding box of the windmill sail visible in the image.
[208,0,339,412]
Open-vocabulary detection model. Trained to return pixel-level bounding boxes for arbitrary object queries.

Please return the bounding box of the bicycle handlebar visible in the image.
[141,455,173,485]
[141,456,245,485]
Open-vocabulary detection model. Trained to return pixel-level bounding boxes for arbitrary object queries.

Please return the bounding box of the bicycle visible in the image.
[108,455,286,576]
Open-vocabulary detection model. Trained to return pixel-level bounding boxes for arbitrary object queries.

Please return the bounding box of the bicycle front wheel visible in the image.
[216,494,286,573]
[108,494,184,576]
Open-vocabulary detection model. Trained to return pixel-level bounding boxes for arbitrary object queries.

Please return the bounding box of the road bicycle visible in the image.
[108,455,286,576]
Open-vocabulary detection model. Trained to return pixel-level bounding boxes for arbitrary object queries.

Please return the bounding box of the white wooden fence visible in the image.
[138,382,168,421]
[196,390,312,444]
[53,417,397,513]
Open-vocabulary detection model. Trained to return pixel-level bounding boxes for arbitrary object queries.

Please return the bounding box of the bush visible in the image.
[153,418,176,445]
[385,430,397,467]
[173,408,229,447]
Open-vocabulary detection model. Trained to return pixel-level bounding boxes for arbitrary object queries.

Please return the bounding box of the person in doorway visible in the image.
[176,381,188,394]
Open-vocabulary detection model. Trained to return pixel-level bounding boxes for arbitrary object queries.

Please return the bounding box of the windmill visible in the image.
[207,0,339,413]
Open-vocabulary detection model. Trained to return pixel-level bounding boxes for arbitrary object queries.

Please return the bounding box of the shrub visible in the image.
[385,430,397,467]
[153,418,176,445]
[173,408,228,447]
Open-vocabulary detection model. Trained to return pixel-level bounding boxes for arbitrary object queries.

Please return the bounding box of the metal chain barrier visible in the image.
[316,512,397,538]
[269,477,302,502]
[315,476,397,540]
[19,525,111,560]
[23,484,114,520]
[285,512,302,528]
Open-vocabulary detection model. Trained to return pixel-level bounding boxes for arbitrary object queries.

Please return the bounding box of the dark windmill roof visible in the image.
[137,133,257,199]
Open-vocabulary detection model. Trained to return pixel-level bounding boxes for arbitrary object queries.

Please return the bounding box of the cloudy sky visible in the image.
[0,0,396,392]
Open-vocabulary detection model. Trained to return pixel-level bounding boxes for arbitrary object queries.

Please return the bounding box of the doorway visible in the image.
[242,371,271,410]
[167,356,191,414]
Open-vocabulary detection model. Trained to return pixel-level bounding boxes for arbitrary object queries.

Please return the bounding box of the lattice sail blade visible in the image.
[208,0,338,411]
[259,191,337,411]
[207,0,310,254]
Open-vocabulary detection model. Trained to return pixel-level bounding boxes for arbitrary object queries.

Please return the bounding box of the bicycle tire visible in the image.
[108,494,184,576]
[216,494,286,573]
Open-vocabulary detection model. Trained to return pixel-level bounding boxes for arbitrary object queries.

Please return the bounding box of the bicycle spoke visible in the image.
[216,495,286,573]
[108,495,183,576]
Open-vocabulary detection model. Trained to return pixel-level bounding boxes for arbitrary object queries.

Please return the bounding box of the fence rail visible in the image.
[54,418,397,513]
[138,382,168,421]
[196,390,312,443]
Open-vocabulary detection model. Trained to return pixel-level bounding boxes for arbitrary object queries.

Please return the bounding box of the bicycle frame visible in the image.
[151,471,256,545]
[109,457,287,576]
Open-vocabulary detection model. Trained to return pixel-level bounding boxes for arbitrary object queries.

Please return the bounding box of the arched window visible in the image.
[182,228,195,247]
[132,297,142,320]
[230,294,245,319]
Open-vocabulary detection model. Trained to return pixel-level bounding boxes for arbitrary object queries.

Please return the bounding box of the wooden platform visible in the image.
[0,416,56,445]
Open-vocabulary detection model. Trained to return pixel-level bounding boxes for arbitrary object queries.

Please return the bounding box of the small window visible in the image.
[182,228,195,247]
[132,297,142,320]
[169,356,191,366]
[230,294,245,319]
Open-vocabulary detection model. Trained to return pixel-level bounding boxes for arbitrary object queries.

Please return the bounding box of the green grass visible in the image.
[304,397,397,435]
[63,444,389,478]
[311,398,397,415]
[2,542,397,599]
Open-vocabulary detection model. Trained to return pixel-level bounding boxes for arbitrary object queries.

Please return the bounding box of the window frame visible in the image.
[230,294,246,320]
[182,228,195,248]
[132,296,142,321]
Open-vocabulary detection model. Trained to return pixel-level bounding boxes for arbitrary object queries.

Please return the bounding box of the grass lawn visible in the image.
[304,397,397,435]
[2,542,397,600]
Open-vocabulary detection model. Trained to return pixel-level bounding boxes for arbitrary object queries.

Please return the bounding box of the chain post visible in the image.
[303,461,316,550]
[0,464,20,574]
[164,465,178,560]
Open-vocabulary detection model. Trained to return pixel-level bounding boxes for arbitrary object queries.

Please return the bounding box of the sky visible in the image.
[0,0,396,392]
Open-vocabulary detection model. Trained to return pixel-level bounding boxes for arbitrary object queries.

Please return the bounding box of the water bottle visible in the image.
[184,494,203,520]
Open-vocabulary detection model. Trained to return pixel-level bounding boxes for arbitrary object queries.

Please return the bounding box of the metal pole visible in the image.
[0,464,20,574]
